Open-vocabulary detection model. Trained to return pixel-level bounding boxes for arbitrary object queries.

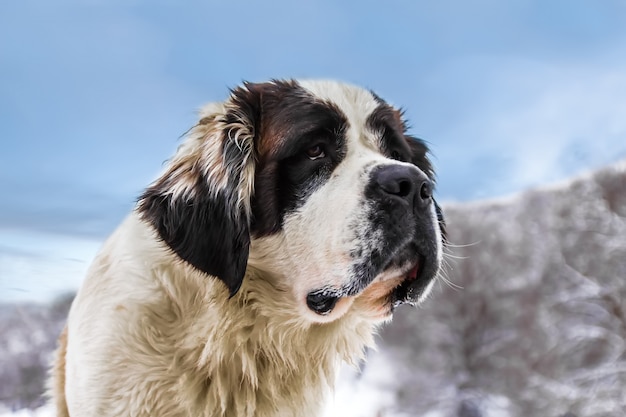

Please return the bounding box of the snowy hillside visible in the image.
[2,161,625,416]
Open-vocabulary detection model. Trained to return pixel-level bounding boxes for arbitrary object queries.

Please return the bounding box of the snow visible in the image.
[0,405,52,417]
[324,355,401,417]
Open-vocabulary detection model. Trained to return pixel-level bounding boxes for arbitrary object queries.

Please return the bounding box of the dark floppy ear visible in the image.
[137,85,261,296]
[405,135,447,241]
[434,199,447,242]
[405,135,434,181]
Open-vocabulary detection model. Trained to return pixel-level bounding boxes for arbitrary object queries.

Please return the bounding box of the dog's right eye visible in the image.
[305,144,326,160]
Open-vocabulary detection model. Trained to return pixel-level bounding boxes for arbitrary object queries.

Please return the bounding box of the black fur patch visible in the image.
[366,101,434,180]
[138,178,250,296]
[249,83,349,236]
[137,80,349,295]
[137,84,264,296]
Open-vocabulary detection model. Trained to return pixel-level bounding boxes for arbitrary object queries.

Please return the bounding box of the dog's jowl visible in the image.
[50,79,446,417]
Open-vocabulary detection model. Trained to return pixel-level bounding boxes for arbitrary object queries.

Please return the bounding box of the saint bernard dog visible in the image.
[50,79,446,417]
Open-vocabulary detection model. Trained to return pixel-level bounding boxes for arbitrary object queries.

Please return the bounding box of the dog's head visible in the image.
[139,79,446,323]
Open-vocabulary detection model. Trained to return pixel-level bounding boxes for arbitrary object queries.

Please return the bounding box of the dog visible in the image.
[50,79,446,417]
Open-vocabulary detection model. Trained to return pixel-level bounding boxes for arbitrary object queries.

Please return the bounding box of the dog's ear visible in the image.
[434,199,447,242]
[405,135,434,181]
[137,83,262,296]
[405,135,447,241]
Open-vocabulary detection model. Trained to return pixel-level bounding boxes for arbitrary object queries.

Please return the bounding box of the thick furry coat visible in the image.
[50,79,444,417]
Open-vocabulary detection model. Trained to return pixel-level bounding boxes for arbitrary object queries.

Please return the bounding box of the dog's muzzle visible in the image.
[371,164,440,306]
[306,164,441,316]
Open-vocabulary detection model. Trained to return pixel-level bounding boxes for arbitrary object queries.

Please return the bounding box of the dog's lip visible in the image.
[391,254,433,307]
[406,259,421,282]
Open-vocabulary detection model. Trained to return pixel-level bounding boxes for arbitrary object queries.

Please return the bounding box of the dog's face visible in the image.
[139,80,445,324]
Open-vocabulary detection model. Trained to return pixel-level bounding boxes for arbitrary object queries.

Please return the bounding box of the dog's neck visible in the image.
[152,261,377,417]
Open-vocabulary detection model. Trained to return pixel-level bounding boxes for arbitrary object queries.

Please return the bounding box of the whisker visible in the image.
[443,240,481,249]
[437,270,464,290]
[442,247,469,260]
[433,255,464,291]
[442,253,470,260]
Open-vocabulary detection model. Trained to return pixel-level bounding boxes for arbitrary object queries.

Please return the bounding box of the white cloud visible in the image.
[0,229,101,302]
[488,61,626,188]
[433,51,626,200]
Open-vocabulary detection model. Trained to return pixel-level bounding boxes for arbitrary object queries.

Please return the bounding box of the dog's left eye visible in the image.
[305,144,326,160]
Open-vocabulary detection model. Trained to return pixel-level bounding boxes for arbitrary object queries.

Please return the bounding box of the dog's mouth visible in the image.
[390,255,430,308]
[306,252,437,316]
[392,258,421,300]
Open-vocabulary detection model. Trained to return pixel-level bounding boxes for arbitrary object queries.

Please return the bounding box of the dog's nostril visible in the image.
[397,179,412,198]
[419,180,433,201]
[306,291,339,315]
[376,166,416,198]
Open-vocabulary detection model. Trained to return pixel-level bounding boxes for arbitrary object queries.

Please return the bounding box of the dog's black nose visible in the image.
[373,164,432,208]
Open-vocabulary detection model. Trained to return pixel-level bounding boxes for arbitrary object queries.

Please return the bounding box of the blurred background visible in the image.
[1,1,625,416]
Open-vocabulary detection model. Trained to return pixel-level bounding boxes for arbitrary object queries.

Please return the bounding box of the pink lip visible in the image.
[407,260,420,281]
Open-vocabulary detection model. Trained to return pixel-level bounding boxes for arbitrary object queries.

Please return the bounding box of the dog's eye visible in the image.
[305,144,326,160]
[390,150,402,161]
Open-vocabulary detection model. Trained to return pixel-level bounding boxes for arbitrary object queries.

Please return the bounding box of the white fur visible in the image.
[57,214,377,417]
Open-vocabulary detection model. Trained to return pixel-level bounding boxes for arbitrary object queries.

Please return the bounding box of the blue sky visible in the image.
[2,0,626,301]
